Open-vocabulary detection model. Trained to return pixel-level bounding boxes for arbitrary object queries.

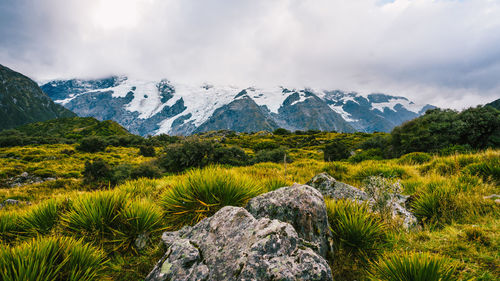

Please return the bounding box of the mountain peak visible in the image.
[40,76,434,136]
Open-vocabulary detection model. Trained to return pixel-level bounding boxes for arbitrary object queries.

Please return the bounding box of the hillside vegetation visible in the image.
[0,64,75,130]
[0,105,499,280]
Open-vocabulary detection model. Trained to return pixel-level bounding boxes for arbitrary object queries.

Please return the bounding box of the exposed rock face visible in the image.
[307,173,369,201]
[246,183,331,258]
[307,173,417,229]
[145,206,332,281]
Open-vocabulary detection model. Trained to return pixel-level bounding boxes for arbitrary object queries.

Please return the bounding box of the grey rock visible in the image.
[246,183,331,258]
[135,233,149,250]
[307,173,417,229]
[484,194,500,204]
[0,199,22,210]
[145,206,332,281]
[307,173,369,201]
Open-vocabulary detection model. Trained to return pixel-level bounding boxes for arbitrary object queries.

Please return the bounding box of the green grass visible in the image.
[368,252,457,281]
[19,199,60,236]
[160,166,263,229]
[0,136,498,281]
[0,236,107,281]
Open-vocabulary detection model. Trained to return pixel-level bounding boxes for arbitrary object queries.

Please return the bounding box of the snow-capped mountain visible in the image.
[41,77,434,136]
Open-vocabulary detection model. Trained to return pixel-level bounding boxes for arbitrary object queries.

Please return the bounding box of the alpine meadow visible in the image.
[1,1,500,280]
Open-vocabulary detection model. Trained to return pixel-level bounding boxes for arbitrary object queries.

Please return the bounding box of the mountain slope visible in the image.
[2,116,130,139]
[486,98,500,110]
[41,76,433,136]
[0,64,75,130]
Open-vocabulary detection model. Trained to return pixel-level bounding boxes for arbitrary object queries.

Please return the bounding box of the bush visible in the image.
[111,164,133,185]
[138,145,155,157]
[130,162,163,180]
[273,128,291,135]
[252,148,291,164]
[77,137,108,153]
[252,141,280,151]
[82,158,113,187]
[0,236,107,281]
[160,166,262,229]
[398,152,432,165]
[368,252,457,281]
[157,139,214,173]
[211,146,248,166]
[348,149,384,163]
[324,139,351,161]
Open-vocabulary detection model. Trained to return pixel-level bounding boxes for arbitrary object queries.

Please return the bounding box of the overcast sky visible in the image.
[1,0,499,109]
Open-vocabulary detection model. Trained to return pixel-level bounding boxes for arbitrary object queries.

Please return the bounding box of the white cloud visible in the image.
[1,0,499,109]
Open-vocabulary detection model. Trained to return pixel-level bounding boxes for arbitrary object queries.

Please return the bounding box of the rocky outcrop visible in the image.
[145,206,333,281]
[246,183,331,258]
[1,172,56,188]
[307,173,417,229]
[307,173,369,201]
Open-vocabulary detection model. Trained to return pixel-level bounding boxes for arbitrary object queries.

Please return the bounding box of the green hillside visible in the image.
[10,117,130,139]
[0,64,75,130]
[486,98,500,110]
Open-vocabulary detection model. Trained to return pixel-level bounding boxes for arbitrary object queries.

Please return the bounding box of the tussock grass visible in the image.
[19,199,60,236]
[368,252,457,281]
[325,198,388,280]
[325,198,388,260]
[62,191,128,243]
[0,212,22,243]
[117,199,164,252]
[0,236,107,281]
[160,166,263,229]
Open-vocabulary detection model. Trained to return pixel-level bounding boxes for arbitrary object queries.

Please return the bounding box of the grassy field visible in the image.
[0,140,498,280]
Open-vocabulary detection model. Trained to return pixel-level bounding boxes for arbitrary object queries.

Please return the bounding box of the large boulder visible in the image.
[307,173,417,229]
[307,173,369,201]
[145,206,332,281]
[246,183,331,258]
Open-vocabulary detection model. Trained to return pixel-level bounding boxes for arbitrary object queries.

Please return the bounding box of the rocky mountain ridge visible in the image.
[41,76,434,136]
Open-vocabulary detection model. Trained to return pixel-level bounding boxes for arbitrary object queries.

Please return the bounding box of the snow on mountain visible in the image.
[41,76,434,136]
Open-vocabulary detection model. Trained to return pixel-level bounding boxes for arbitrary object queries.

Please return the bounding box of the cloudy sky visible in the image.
[1,0,499,109]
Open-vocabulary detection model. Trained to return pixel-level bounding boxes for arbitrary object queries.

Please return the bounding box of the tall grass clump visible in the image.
[161,166,263,229]
[0,212,22,243]
[117,200,164,252]
[368,252,457,281]
[325,198,388,280]
[62,191,128,243]
[411,186,453,226]
[0,236,107,281]
[19,199,60,236]
[326,198,388,260]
